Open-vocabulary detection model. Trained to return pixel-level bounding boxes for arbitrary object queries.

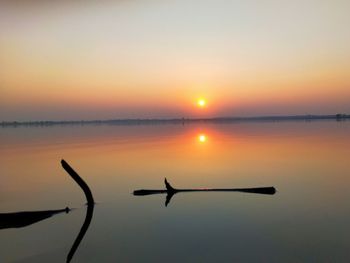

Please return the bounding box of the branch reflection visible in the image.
[67,204,94,263]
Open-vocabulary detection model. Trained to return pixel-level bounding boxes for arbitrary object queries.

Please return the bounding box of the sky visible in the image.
[0,0,349,121]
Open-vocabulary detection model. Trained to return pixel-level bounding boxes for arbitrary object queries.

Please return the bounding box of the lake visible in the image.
[1,120,349,262]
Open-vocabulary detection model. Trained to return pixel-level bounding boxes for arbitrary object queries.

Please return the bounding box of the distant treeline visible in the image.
[1,114,349,127]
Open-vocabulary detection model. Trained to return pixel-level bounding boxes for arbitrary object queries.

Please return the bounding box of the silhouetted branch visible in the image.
[0,208,70,230]
[61,160,94,205]
[61,159,95,262]
[134,178,276,206]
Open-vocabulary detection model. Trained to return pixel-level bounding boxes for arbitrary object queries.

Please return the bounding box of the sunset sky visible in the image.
[1,0,349,121]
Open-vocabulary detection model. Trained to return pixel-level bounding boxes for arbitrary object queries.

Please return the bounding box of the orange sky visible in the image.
[0,1,349,121]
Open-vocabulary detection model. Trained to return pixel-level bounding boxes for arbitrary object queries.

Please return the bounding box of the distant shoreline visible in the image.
[1,114,349,127]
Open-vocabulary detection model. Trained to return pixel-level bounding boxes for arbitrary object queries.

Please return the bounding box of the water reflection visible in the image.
[1,121,350,262]
[67,204,94,263]
[0,206,94,262]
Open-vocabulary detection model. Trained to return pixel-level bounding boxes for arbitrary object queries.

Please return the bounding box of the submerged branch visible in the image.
[61,159,95,262]
[133,178,276,206]
[0,208,70,230]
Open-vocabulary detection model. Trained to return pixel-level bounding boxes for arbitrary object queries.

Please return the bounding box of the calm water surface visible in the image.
[0,121,349,262]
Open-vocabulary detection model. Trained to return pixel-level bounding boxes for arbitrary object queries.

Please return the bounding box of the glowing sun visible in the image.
[197,98,207,108]
[198,134,207,142]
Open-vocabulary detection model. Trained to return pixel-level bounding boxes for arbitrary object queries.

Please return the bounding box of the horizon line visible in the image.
[1,113,349,126]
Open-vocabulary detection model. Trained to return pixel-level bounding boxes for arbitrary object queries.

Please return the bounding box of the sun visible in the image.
[197,98,206,108]
[198,134,207,143]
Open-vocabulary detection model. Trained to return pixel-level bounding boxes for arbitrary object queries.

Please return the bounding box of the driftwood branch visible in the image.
[0,208,70,230]
[61,160,94,205]
[134,178,276,206]
[61,159,95,262]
